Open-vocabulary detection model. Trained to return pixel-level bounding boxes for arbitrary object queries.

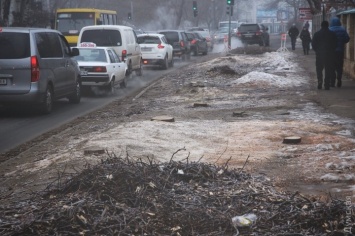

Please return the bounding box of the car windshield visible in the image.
[81,29,122,47]
[158,32,178,43]
[197,31,210,37]
[218,28,229,34]
[186,33,196,41]
[137,36,161,44]
[74,48,107,62]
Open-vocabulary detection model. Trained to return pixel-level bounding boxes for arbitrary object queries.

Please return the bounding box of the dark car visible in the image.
[236,23,270,46]
[186,32,208,56]
[157,30,191,60]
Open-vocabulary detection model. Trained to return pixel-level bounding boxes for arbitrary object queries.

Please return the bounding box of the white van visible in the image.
[78,25,142,76]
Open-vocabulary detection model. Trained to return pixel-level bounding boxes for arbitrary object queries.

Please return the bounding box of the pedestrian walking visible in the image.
[304,21,310,30]
[288,23,299,50]
[299,27,312,55]
[329,17,350,88]
[311,21,337,90]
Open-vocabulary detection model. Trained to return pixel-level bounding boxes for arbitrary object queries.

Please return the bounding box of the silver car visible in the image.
[0,27,81,114]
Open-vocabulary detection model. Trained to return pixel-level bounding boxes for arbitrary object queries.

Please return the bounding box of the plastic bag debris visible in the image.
[231,213,257,228]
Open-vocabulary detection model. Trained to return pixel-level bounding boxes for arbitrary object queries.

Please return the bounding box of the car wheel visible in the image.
[106,79,115,94]
[194,47,198,56]
[186,51,191,60]
[120,77,127,88]
[203,47,208,55]
[127,62,133,76]
[68,80,81,104]
[135,60,143,76]
[169,57,174,67]
[259,40,264,46]
[162,56,169,70]
[39,85,53,114]
[265,38,270,47]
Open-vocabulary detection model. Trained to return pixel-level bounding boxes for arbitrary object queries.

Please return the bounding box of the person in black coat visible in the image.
[288,24,299,50]
[311,21,338,90]
[299,26,312,55]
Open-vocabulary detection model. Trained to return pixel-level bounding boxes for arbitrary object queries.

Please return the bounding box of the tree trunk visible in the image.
[174,0,185,28]
[8,0,17,26]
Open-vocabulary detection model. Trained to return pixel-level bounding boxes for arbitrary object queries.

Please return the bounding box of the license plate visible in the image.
[141,47,152,52]
[0,78,7,85]
[80,70,88,76]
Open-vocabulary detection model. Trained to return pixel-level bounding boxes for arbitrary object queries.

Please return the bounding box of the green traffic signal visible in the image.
[193,1,197,10]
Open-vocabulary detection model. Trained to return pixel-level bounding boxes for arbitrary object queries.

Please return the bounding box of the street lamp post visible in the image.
[321,0,326,21]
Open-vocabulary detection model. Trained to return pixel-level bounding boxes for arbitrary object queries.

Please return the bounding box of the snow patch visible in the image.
[229,71,305,87]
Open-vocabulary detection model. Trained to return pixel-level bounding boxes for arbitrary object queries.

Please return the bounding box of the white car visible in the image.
[137,33,174,69]
[73,43,128,94]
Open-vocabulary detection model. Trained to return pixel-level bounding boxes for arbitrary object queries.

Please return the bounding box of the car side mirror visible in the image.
[71,47,79,57]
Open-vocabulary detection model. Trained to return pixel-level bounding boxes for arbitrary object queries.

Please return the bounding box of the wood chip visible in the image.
[193,102,208,107]
[83,146,105,155]
[151,115,175,122]
[283,136,301,144]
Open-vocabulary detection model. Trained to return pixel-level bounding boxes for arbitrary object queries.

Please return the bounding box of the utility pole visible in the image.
[226,0,234,50]
[212,0,216,30]
[131,0,133,21]
[321,0,326,21]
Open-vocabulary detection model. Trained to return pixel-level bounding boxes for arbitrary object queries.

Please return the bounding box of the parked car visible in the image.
[137,33,174,69]
[157,30,191,61]
[213,27,231,44]
[78,25,143,76]
[0,27,81,114]
[236,23,270,46]
[186,32,208,56]
[73,43,128,94]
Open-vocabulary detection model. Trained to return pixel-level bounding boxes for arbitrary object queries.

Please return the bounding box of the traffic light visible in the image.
[227,0,234,6]
[128,12,132,20]
[226,6,233,16]
[193,1,198,17]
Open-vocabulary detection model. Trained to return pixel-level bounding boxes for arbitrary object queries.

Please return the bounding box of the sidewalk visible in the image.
[290,41,355,120]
